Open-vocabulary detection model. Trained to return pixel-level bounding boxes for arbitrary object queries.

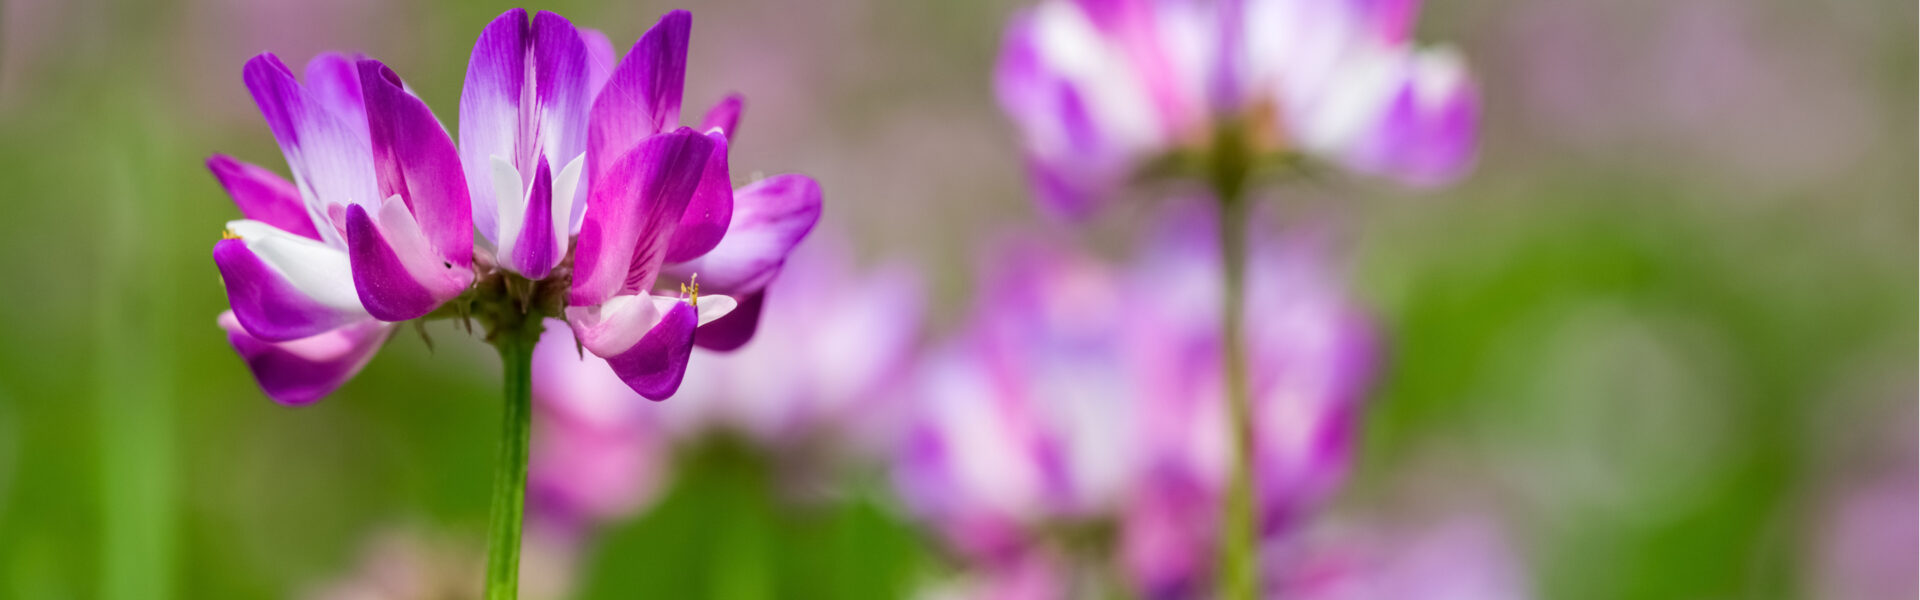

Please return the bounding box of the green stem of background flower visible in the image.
[1212,124,1259,600]
[484,309,542,600]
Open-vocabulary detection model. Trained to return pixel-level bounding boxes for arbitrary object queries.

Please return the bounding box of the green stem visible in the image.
[485,315,540,600]
[1213,126,1259,600]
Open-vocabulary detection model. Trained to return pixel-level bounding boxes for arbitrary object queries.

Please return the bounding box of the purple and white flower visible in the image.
[209,9,821,404]
[997,0,1479,216]
[894,201,1379,591]
[557,10,822,400]
[211,52,474,404]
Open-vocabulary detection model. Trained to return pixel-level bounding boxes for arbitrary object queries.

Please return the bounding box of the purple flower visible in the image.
[894,201,1379,585]
[210,52,474,404]
[559,10,823,400]
[997,0,1479,216]
[208,9,822,404]
[666,232,925,452]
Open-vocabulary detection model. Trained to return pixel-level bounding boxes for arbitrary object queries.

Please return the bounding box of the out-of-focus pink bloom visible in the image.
[210,52,473,404]
[668,233,926,452]
[997,0,1479,216]
[1810,469,1918,599]
[1268,517,1534,600]
[527,322,669,544]
[895,200,1379,588]
[896,241,1140,561]
[301,527,572,600]
[1123,203,1378,596]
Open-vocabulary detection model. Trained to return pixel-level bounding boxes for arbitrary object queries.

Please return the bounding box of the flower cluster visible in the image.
[893,201,1380,597]
[210,9,821,404]
[998,0,1479,216]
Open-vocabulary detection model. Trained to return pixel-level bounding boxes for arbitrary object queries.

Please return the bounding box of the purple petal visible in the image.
[1352,0,1421,42]
[587,10,689,186]
[213,234,364,342]
[692,289,763,351]
[569,128,714,306]
[360,60,474,268]
[1350,56,1479,186]
[207,154,321,240]
[660,174,821,294]
[662,131,732,263]
[699,94,744,141]
[219,311,390,405]
[459,8,530,243]
[243,53,380,215]
[343,203,446,322]
[507,157,560,279]
[302,52,369,144]
[568,299,699,401]
[580,28,618,99]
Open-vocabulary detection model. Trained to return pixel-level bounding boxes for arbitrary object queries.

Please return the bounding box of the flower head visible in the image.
[997,0,1479,216]
[894,201,1379,587]
[208,9,822,404]
[210,51,473,404]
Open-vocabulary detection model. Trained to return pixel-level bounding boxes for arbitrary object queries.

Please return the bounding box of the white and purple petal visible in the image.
[243,53,380,229]
[565,294,735,400]
[568,128,714,306]
[214,221,367,342]
[342,198,473,322]
[661,174,822,294]
[219,311,390,406]
[359,60,474,268]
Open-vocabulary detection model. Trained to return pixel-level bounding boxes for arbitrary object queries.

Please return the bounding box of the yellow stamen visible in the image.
[220,228,242,240]
[680,273,700,308]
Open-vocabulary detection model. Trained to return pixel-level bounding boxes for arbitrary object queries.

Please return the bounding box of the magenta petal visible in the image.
[599,301,697,401]
[243,53,380,211]
[580,28,618,98]
[1372,79,1479,186]
[343,204,439,322]
[220,312,389,406]
[662,131,732,263]
[587,10,689,186]
[692,289,763,351]
[207,155,321,240]
[661,174,821,294]
[509,158,559,279]
[569,128,714,306]
[698,94,743,141]
[360,60,474,268]
[459,8,530,242]
[213,238,361,342]
[302,52,369,143]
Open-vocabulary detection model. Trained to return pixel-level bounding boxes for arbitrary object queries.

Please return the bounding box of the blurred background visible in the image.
[0,0,1912,598]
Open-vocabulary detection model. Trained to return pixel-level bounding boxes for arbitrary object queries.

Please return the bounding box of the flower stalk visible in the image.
[481,282,546,600]
[1211,122,1258,600]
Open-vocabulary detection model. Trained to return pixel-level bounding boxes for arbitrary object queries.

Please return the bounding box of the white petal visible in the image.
[226,219,364,313]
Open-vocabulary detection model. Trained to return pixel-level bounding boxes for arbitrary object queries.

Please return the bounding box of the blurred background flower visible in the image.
[0,0,1909,598]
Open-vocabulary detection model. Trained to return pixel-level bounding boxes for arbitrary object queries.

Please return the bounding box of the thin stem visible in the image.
[1212,125,1259,600]
[485,313,541,600]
